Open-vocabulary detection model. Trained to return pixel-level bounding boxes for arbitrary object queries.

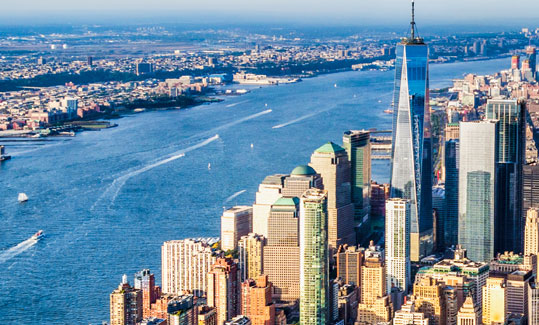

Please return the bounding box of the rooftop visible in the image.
[290,165,317,176]
[314,141,345,154]
[273,197,300,206]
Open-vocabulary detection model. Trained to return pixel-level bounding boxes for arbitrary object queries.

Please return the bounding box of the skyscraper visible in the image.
[238,233,265,282]
[458,120,498,262]
[110,275,143,325]
[241,275,276,325]
[444,139,459,248]
[393,300,429,325]
[336,244,364,286]
[457,295,480,325]
[299,189,329,325]
[525,208,539,256]
[385,198,411,294]
[162,239,220,297]
[390,0,432,261]
[282,166,323,198]
[221,206,252,252]
[485,99,525,253]
[527,46,537,79]
[412,277,446,325]
[482,276,507,325]
[529,280,539,325]
[252,174,286,238]
[263,197,301,301]
[523,163,539,220]
[134,269,157,318]
[309,142,355,249]
[207,258,241,325]
[343,130,371,221]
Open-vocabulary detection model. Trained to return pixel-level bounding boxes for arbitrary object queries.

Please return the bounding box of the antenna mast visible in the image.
[411,0,416,40]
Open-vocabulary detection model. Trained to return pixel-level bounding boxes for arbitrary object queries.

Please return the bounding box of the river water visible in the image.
[0,57,508,323]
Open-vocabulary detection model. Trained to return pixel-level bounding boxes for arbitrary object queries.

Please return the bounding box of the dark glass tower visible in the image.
[390,0,432,261]
[444,139,459,248]
[343,130,371,221]
[485,99,525,253]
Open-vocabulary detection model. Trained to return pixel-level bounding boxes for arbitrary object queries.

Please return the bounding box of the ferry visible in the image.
[31,230,44,240]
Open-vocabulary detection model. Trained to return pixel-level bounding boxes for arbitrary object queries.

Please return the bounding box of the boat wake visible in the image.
[0,237,38,264]
[224,189,246,203]
[225,100,249,108]
[95,134,220,206]
[272,110,322,129]
[196,109,272,137]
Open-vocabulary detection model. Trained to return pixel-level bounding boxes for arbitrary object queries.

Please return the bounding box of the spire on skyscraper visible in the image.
[405,0,424,45]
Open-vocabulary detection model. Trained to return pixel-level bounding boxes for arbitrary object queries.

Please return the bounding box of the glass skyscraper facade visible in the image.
[343,130,371,221]
[444,139,459,247]
[390,32,432,261]
[458,120,498,262]
[485,99,525,253]
[300,189,329,325]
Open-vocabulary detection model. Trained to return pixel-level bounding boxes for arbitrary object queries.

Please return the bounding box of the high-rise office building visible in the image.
[393,300,429,325]
[252,174,286,238]
[385,198,411,294]
[444,139,459,248]
[524,164,539,221]
[336,244,363,286]
[343,130,371,220]
[445,123,460,140]
[482,276,507,325]
[221,206,252,252]
[458,120,498,262]
[207,258,240,325]
[512,55,521,70]
[529,280,539,325]
[309,142,355,249]
[432,186,445,251]
[263,197,300,301]
[162,239,220,297]
[412,277,446,325]
[390,0,432,262]
[299,189,329,325]
[110,275,143,325]
[525,208,539,256]
[416,246,488,309]
[486,99,525,253]
[527,46,537,79]
[281,166,323,198]
[240,275,275,325]
[238,233,265,282]
[457,295,480,325]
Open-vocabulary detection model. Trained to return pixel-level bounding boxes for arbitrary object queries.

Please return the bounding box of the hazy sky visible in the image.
[3,0,539,25]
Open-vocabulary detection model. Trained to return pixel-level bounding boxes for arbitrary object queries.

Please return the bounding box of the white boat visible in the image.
[18,193,28,202]
[208,163,211,170]
[31,230,44,240]
[250,143,254,149]
[334,83,337,88]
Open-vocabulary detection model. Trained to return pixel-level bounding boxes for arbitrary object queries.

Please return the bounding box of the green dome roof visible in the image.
[273,197,300,206]
[291,165,317,176]
[315,141,345,154]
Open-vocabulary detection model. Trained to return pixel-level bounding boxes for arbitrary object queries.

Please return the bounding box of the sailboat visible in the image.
[208,163,211,170]
[18,193,28,203]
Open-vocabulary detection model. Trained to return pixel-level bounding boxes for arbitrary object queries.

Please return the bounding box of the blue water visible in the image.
[0,57,508,324]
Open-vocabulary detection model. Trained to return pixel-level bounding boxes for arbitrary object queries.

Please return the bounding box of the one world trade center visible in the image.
[390,0,433,261]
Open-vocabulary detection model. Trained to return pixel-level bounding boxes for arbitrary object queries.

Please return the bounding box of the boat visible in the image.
[334,83,338,88]
[0,155,10,162]
[250,143,254,149]
[31,230,44,240]
[18,193,28,202]
[384,109,394,114]
[208,163,211,170]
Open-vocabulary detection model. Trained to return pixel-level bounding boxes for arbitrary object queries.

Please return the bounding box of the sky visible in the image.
[2,0,539,26]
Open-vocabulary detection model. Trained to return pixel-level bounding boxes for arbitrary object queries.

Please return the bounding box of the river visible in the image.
[0,57,509,323]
